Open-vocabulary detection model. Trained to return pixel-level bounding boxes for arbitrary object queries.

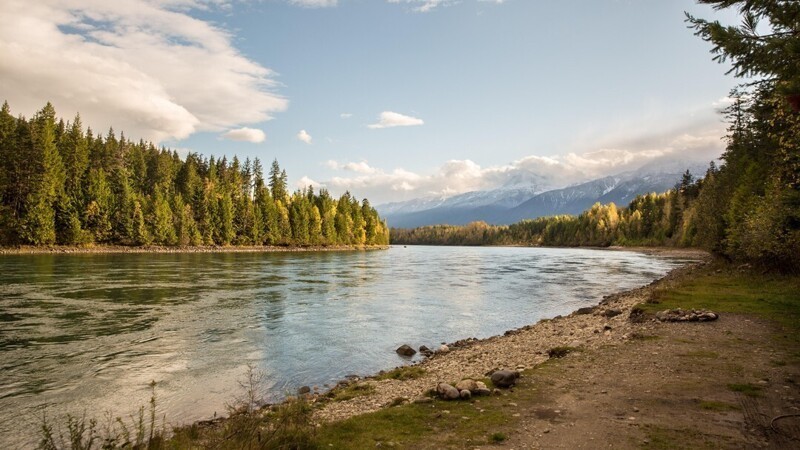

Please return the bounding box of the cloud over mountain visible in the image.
[311,124,725,204]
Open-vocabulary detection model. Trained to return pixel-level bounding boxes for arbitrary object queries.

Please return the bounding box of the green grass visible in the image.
[547,346,578,359]
[638,266,800,343]
[330,383,376,402]
[727,383,762,397]
[375,365,427,381]
[697,400,739,412]
[489,432,507,443]
[315,396,514,449]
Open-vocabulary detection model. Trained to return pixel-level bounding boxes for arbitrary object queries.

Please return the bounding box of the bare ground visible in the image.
[491,313,800,449]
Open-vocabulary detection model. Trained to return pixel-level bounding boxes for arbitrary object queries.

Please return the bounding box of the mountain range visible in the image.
[377,161,708,228]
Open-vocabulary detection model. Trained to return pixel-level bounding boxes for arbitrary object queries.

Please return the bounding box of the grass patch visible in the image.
[331,383,376,402]
[315,396,515,449]
[489,432,507,443]
[547,346,578,359]
[629,332,660,341]
[727,383,762,397]
[697,400,739,412]
[375,365,427,381]
[637,267,800,336]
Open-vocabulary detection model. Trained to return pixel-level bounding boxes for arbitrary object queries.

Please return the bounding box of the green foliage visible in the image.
[330,383,376,402]
[0,102,387,248]
[547,346,578,359]
[727,383,762,397]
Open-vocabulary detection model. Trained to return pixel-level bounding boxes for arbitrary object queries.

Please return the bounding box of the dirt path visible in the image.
[492,314,800,449]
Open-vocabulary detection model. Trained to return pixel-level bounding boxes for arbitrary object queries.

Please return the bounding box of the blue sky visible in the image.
[0,0,743,204]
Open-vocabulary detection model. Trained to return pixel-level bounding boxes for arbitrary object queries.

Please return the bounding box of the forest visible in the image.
[0,102,389,248]
[394,2,800,272]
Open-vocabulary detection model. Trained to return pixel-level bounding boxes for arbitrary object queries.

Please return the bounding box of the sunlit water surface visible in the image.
[0,246,696,446]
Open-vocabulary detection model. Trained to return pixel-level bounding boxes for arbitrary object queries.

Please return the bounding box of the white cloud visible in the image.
[296,176,322,189]
[297,129,313,144]
[367,111,424,129]
[289,0,338,7]
[316,125,725,204]
[387,0,457,13]
[221,127,266,143]
[0,0,287,143]
[340,113,353,119]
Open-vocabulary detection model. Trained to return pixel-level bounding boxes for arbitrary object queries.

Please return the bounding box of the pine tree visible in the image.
[131,199,150,246]
[686,1,800,106]
[152,190,177,245]
[269,159,288,203]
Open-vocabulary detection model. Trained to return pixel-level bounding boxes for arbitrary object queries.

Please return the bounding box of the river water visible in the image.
[0,246,693,446]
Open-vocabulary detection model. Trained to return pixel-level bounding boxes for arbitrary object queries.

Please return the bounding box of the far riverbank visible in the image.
[0,244,389,255]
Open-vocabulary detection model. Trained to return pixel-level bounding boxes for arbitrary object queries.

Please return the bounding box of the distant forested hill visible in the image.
[0,102,389,248]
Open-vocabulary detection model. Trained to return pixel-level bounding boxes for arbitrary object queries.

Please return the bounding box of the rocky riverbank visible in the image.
[0,244,389,255]
[312,251,711,424]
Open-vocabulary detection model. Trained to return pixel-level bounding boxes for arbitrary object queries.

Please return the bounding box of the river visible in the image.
[0,246,694,447]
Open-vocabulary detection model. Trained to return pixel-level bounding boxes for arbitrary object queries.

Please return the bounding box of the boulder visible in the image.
[474,382,492,396]
[455,379,478,393]
[297,386,311,395]
[490,370,520,388]
[438,344,450,353]
[436,382,460,400]
[396,344,417,357]
[602,308,622,318]
[575,307,596,315]
[459,389,472,400]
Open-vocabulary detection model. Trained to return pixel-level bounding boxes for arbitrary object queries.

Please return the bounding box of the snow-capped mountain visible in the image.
[377,163,708,228]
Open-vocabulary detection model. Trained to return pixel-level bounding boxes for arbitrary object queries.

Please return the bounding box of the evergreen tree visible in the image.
[269,159,288,203]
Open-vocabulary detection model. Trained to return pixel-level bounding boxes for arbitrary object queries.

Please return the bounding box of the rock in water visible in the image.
[455,379,478,393]
[491,370,520,388]
[396,344,417,357]
[297,386,311,395]
[437,382,461,400]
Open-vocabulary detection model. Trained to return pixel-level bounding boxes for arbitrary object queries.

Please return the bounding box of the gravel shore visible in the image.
[314,252,709,423]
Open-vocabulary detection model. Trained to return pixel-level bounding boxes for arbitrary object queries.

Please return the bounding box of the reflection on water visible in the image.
[0,246,694,447]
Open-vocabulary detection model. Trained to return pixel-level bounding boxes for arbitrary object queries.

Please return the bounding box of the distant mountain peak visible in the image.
[377,167,700,228]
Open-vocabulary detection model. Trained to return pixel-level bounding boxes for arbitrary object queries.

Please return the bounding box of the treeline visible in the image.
[391,170,709,247]
[0,102,389,247]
